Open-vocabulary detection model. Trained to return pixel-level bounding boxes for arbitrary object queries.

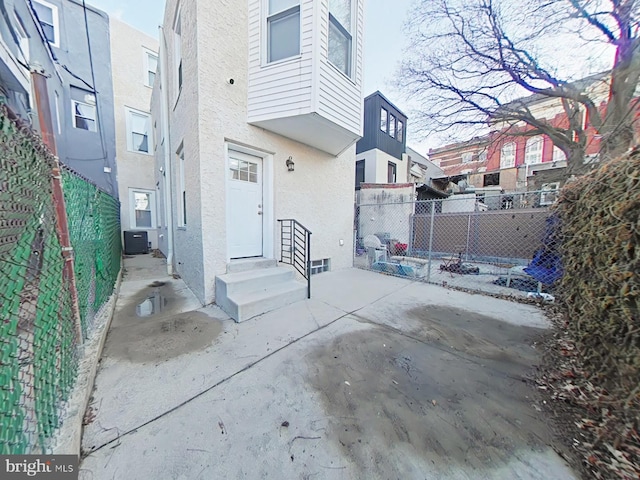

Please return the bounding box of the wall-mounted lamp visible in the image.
[286,156,295,172]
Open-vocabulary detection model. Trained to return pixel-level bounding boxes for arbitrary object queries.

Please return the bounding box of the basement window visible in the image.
[310,258,330,275]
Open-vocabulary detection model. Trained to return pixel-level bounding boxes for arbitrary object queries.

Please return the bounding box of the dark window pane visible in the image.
[135,210,152,228]
[41,23,55,43]
[328,19,350,75]
[268,9,300,62]
[133,133,148,152]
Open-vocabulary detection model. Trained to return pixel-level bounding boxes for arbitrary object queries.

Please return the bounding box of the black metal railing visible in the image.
[278,219,312,299]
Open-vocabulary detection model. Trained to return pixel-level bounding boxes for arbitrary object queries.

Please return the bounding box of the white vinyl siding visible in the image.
[247,0,362,140]
[247,0,313,121]
[316,0,362,134]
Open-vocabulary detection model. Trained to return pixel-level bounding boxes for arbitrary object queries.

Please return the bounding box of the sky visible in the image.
[87,0,435,154]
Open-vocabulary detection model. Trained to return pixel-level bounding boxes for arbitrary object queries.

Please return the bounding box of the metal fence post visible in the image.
[426,200,435,283]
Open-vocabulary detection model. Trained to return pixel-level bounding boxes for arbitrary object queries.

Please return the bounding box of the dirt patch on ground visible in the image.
[307,306,559,477]
[103,282,222,363]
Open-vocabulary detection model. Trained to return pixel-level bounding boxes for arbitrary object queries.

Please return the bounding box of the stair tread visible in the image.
[219,266,294,284]
[228,280,306,305]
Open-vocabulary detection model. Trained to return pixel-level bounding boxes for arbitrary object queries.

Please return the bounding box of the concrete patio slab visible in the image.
[80,258,576,479]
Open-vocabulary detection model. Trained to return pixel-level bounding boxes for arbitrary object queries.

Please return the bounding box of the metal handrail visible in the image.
[277,219,312,299]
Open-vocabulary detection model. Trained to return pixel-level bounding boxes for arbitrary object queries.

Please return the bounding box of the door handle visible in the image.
[257,211,263,215]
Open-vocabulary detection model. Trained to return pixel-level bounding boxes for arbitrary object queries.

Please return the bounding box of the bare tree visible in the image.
[401,0,640,174]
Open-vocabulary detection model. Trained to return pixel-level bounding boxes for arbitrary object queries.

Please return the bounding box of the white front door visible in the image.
[227,150,263,258]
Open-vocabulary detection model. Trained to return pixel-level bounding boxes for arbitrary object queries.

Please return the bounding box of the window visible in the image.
[461,152,473,164]
[72,99,97,131]
[130,189,156,229]
[396,120,404,141]
[387,162,396,183]
[389,114,396,140]
[500,142,515,168]
[174,11,182,94]
[267,0,300,63]
[14,13,29,64]
[552,146,567,162]
[355,159,365,189]
[328,0,352,77]
[478,150,487,163]
[483,172,500,187]
[177,146,186,227]
[380,107,388,133]
[540,182,560,205]
[125,108,152,154]
[33,0,59,47]
[310,258,330,275]
[144,49,158,87]
[229,157,258,183]
[524,136,543,165]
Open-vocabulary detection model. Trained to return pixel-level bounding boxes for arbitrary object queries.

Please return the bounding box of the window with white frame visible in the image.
[540,182,560,205]
[461,152,473,164]
[267,0,300,63]
[380,107,387,132]
[177,145,186,227]
[328,0,352,77]
[524,136,543,164]
[130,189,156,229]
[125,108,152,154]
[552,145,567,162]
[13,13,29,64]
[33,0,59,47]
[389,114,396,140]
[174,11,182,94]
[387,162,396,183]
[478,150,487,163]
[396,119,404,141]
[500,142,516,168]
[144,49,158,87]
[72,99,97,131]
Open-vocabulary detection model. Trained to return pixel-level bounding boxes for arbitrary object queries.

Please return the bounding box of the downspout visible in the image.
[159,25,174,275]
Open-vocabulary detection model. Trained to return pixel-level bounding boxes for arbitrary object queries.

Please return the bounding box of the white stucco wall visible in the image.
[158,0,206,300]
[154,0,358,304]
[358,185,414,247]
[356,149,408,184]
[110,19,159,248]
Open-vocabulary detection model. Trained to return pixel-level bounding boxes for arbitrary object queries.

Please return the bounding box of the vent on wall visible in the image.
[310,258,330,275]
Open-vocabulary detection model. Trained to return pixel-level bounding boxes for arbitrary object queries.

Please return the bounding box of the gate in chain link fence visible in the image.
[0,105,121,454]
[355,190,561,298]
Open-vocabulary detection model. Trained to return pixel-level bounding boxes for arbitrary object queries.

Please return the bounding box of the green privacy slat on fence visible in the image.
[61,171,121,337]
[0,105,121,454]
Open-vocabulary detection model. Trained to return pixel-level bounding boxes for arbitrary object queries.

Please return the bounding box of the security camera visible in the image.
[227,78,235,85]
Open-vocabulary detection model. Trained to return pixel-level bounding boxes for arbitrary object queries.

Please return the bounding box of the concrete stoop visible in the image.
[215,258,307,322]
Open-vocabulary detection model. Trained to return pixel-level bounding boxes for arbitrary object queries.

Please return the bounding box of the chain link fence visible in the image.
[0,105,121,454]
[355,188,561,299]
[62,169,121,338]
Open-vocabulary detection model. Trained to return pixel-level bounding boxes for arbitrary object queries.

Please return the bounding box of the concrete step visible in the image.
[224,281,307,322]
[215,265,307,322]
[216,267,295,296]
[227,257,277,273]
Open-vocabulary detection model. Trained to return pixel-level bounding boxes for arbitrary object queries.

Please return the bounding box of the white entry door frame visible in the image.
[225,142,274,261]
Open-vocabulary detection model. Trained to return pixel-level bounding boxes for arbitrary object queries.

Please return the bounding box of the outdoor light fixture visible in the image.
[286,156,295,172]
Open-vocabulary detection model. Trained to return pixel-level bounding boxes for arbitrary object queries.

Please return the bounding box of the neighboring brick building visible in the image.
[429,74,610,197]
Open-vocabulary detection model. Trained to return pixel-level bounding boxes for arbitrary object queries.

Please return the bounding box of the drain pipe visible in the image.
[159,25,174,275]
